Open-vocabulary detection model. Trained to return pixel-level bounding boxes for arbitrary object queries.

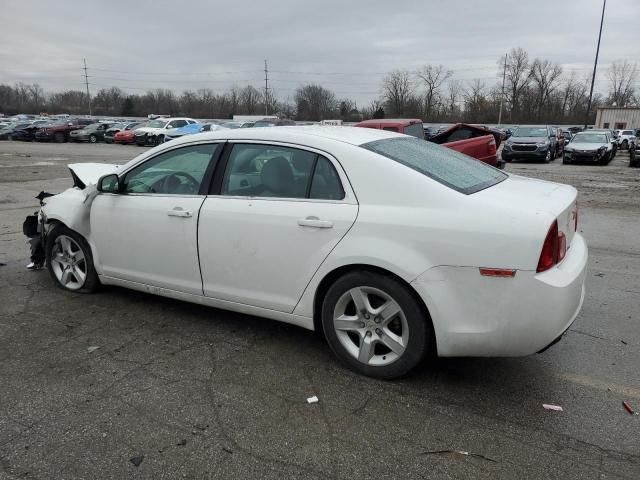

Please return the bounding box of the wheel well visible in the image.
[312,264,436,352]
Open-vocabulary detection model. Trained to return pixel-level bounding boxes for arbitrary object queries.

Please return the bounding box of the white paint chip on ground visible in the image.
[306,396,319,404]
[87,346,100,353]
[542,404,563,411]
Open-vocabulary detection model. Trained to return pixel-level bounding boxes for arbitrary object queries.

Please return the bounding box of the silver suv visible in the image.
[616,129,636,150]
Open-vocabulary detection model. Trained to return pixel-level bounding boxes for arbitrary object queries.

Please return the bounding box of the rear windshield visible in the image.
[361,137,506,194]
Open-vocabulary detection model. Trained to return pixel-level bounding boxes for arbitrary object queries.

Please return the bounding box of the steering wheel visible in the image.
[161,171,200,194]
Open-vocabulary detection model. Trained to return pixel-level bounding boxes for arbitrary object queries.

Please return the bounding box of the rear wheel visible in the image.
[562,154,570,165]
[46,225,99,293]
[622,140,628,150]
[89,134,97,143]
[321,271,432,379]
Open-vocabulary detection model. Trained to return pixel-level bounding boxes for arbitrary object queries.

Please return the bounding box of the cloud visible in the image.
[0,0,637,105]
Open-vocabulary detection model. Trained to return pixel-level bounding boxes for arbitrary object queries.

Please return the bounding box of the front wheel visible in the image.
[46,225,100,293]
[621,140,628,150]
[321,271,432,379]
[544,149,551,163]
[562,154,570,165]
[89,134,97,143]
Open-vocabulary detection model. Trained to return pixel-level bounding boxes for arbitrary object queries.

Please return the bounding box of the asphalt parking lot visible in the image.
[1,141,639,479]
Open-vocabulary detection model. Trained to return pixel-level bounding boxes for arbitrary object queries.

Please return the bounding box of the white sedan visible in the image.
[39,126,587,378]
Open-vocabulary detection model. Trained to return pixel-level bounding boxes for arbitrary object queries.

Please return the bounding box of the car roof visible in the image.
[163,125,400,148]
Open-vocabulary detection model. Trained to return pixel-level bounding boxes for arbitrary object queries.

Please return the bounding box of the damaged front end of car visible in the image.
[23,163,120,270]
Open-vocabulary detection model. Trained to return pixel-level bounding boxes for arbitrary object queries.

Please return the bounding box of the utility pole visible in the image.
[83,58,92,117]
[585,0,606,129]
[497,52,508,127]
[264,59,269,116]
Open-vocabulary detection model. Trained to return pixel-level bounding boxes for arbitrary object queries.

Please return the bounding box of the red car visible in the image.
[355,118,425,138]
[113,129,136,144]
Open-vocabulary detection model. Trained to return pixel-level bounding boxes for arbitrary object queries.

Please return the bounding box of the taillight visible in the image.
[537,220,559,273]
[488,137,497,155]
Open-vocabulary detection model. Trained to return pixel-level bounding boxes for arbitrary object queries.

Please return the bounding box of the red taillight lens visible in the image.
[488,137,497,155]
[537,220,559,273]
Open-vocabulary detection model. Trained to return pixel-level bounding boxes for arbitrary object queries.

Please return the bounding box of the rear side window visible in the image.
[361,137,506,195]
[403,122,425,139]
[383,126,399,132]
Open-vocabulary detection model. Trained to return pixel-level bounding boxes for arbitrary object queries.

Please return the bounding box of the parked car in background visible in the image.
[589,129,617,158]
[253,118,296,128]
[616,129,636,150]
[69,122,117,143]
[0,122,31,140]
[552,128,565,157]
[35,118,95,143]
[355,119,425,139]
[429,123,503,168]
[8,119,52,141]
[563,131,613,165]
[501,125,558,163]
[221,120,255,129]
[629,140,638,167]
[36,126,586,379]
[561,130,572,145]
[133,117,197,146]
[104,122,139,144]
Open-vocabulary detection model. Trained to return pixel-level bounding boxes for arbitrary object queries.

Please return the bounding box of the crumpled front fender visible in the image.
[42,185,99,237]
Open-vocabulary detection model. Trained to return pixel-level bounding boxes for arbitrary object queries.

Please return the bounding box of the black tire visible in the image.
[54,132,65,143]
[89,134,97,143]
[321,271,432,379]
[621,140,628,150]
[45,224,100,294]
[562,154,570,165]
[156,135,164,145]
[543,149,551,163]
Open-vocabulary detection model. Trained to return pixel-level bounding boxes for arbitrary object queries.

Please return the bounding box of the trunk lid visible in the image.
[476,174,578,248]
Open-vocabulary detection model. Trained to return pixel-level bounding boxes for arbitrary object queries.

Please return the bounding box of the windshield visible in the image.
[512,127,548,137]
[361,137,507,194]
[148,120,168,128]
[572,134,607,144]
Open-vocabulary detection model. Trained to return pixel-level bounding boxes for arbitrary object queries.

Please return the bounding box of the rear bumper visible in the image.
[411,233,588,357]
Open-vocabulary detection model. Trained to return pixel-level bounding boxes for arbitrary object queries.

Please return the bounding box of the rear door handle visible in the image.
[297,216,333,228]
[167,208,192,218]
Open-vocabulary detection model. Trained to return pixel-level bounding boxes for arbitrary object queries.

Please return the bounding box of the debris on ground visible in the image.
[421,450,497,463]
[594,272,605,277]
[542,404,563,411]
[222,447,233,454]
[620,340,628,345]
[176,439,187,446]
[129,455,144,467]
[622,401,637,415]
[87,346,100,353]
[306,396,319,404]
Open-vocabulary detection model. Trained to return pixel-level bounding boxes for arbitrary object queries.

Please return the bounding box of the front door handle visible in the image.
[297,216,333,229]
[167,208,192,218]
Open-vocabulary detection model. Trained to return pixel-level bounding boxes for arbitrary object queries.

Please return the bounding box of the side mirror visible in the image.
[97,173,121,193]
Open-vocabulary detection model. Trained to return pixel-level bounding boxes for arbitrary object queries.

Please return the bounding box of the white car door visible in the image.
[90,143,222,295]
[198,142,358,313]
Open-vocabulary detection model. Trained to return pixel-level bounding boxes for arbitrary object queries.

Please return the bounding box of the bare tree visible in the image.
[294,84,337,120]
[446,80,463,117]
[529,58,563,120]
[415,65,452,119]
[239,85,262,114]
[463,79,487,122]
[504,47,531,120]
[382,70,414,116]
[607,60,637,107]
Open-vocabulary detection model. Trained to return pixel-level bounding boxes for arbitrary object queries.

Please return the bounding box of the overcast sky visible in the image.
[1,0,638,106]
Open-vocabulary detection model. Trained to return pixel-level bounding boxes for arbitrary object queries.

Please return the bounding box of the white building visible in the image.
[595,107,640,130]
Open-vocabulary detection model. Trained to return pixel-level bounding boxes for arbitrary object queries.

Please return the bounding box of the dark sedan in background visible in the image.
[69,122,117,143]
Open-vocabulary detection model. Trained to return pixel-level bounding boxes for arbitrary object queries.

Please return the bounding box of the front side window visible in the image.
[124,144,217,195]
[222,144,344,200]
[361,137,506,195]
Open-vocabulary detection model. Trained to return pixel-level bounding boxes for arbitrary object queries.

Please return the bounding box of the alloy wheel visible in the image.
[332,286,409,366]
[50,234,87,290]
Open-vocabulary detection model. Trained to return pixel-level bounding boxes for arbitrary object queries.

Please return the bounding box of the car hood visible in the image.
[508,136,547,143]
[567,142,605,150]
[68,163,121,188]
